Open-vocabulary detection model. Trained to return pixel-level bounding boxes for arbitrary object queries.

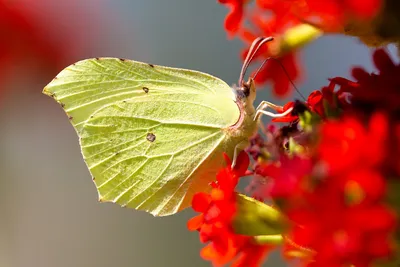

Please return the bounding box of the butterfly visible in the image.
[43,37,292,216]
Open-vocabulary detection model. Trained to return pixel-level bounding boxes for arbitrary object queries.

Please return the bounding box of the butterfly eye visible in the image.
[241,81,251,97]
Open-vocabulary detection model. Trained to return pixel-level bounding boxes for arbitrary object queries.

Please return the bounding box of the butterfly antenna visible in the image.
[253,57,306,101]
[239,37,263,86]
[239,37,274,87]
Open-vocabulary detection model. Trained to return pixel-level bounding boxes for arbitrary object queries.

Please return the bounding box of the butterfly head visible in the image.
[236,77,256,107]
[235,36,273,108]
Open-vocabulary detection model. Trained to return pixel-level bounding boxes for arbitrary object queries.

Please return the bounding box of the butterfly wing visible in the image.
[43,58,242,216]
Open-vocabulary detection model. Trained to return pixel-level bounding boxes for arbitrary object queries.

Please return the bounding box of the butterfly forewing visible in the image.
[43,58,241,216]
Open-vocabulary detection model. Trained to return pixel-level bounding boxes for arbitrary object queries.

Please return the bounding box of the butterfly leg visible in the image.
[254,103,293,121]
[255,100,281,111]
[231,140,249,168]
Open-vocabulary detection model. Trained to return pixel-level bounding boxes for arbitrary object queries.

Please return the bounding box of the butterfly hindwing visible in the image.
[43,58,241,216]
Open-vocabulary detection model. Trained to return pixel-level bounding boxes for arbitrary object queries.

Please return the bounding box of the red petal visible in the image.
[271,115,299,123]
[200,243,219,261]
[344,169,385,205]
[231,242,270,267]
[192,192,212,212]
[352,67,371,82]
[223,152,232,168]
[233,151,250,176]
[373,49,395,73]
[350,206,396,231]
[224,6,243,36]
[218,0,245,37]
[367,233,393,257]
[200,223,215,243]
[211,188,225,201]
[348,0,382,18]
[187,214,204,231]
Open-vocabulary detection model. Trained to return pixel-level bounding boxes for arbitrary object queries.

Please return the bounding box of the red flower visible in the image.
[240,10,301,97]
[307,78,352,118]
[218,0,247,37]
[290,115,395,266]
[218,0,303,97]
[329,49,400,176]
[272,102,296,123]
[255,51,300,96]
[250,112,396,266]
[188,151,271,266]
[254,155,313,202]
[255,0,382,31]
[271,73,358,123]
[318,114,387,175]
[300,0,382,29]
[218,0,382,97]
[346,49,400,115]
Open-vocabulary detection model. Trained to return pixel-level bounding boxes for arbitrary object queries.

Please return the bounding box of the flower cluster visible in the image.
[260,114,396,266]
[217,0,391,97]
[188,1,400,265]
[188,151,272,267]
[190,47,400,266]
[189,0,400,267]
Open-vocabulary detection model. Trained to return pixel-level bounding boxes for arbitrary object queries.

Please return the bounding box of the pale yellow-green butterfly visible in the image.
[43,37,292,216]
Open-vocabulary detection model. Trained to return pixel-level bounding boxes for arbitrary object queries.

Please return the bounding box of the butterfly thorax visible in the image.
[227,78,258,139]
